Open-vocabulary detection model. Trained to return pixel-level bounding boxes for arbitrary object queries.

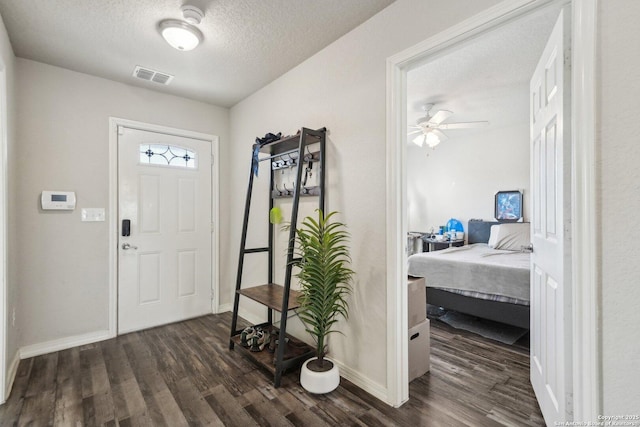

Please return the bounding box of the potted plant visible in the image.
[293,209,354,394]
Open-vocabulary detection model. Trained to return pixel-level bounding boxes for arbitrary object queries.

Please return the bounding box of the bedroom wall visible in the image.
[14,58,229,349]
[598,1,640,414]
[227,0,502,395]
[407,90,530,233]
[0,13,18,400]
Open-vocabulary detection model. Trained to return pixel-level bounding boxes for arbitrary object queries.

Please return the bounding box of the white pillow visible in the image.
[487,223,530,251]
[487,225,501,248]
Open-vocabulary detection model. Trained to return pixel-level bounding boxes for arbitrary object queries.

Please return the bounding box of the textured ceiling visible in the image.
[407,5,562,138]
[0,0,395,107]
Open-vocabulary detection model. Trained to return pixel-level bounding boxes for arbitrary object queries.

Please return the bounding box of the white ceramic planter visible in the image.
[300,357,340,394]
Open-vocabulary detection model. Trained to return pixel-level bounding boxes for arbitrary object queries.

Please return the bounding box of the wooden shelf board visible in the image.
[258,130,323,155]
[230,327,314,375]
[237,284,302,311]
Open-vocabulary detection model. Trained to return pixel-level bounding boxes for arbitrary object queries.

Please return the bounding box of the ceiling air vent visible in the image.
[132,66,174,85]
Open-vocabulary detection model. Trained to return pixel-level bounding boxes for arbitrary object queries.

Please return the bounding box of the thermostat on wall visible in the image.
[41,191,76,210]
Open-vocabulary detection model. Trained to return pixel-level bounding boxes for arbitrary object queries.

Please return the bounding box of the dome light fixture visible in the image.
[159,5,204,51]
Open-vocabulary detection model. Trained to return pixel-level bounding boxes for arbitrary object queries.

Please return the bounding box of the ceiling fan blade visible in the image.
[438,121,489,130]
[432,129,448,142]
[428,110,453,126]
[408,130,422,136]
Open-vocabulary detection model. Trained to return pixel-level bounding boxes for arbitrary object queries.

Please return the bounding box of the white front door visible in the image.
[118,126,213,334]
[529,8,572,424]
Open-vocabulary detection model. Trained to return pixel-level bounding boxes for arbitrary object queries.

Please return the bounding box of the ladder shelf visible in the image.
[229,127,326,387]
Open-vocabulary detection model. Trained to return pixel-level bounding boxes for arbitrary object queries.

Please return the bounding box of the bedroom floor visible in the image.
[427,304,531,350]
[0,312,544,426]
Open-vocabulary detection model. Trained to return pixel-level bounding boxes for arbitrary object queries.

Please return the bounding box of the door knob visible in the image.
[122,243,138,250]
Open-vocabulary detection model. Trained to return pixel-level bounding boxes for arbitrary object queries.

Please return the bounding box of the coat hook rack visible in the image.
[230,127,326,388]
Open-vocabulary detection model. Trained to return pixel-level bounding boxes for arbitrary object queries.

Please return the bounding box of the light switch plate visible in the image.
[81,208,105,222]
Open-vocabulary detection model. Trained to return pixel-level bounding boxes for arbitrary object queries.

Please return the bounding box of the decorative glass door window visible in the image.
[139,144,197,169]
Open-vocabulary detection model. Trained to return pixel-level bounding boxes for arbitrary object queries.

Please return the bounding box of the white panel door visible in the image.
[529,8,572,424]
[118,126,212,333]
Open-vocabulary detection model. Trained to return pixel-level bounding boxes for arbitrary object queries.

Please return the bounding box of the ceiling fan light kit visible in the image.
[412,134,425,147]
[425,132,441,148]
[159,5,205,51]
[412,132,441,148]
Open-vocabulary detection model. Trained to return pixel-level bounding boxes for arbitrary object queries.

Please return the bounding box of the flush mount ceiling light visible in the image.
[159,20,203,51]
[159,5,204,51]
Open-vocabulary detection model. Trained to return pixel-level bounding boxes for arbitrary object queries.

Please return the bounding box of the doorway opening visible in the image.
[385,0,598,420]
[405,0,560,363]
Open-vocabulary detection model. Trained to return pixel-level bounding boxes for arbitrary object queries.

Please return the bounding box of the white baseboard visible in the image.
[20,329,113,359]
[2,350,20,403]
[334,359,390,404]
[216,303,232,314]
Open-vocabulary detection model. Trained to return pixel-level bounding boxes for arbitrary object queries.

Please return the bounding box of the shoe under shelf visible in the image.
[230,326,314,375]
[236,283,302,311]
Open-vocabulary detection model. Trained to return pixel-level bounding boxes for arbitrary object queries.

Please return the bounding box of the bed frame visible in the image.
[425,220,530,329]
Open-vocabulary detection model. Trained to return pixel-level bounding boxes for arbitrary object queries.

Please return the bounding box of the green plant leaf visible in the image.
[294,210,354,360]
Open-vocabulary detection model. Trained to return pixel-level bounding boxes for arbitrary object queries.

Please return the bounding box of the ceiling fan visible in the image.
[408,104,489,148]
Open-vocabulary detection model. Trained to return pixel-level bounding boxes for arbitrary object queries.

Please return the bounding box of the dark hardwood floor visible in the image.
[0,312,544,426]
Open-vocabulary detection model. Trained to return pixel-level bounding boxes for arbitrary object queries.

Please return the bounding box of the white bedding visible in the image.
[407,243,530,302]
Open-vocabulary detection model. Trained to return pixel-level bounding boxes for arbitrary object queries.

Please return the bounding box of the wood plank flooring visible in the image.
[0,312,544,426]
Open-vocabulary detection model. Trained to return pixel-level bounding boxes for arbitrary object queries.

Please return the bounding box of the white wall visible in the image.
[227,0,502,392]
[598,1,640,414]
[15,59,229,348]
[407,91,530,232]
[0,13,18,399]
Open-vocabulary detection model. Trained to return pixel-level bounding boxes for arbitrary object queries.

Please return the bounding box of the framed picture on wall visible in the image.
[495,190,523,222]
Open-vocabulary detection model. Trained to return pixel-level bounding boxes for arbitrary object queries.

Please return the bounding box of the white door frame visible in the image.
[0,64,7,403]
[108,117,220,337]
[385,0,599,419]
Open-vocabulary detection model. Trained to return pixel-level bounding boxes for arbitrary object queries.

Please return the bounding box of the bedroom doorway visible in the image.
[385,0,598,419]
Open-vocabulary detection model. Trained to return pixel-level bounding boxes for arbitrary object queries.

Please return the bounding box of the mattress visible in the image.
[407,243,530,302]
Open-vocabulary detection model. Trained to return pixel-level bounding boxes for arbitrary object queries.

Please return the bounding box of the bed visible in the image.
[407,220,531,329]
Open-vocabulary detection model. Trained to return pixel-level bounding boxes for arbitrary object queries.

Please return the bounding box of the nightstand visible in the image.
[422,236,465,252]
